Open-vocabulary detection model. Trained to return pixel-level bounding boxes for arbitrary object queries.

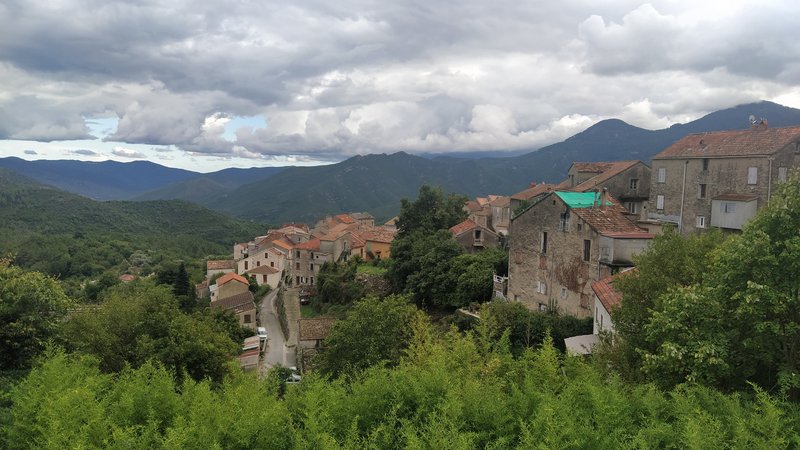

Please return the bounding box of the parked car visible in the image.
[286,366,301,384]
[257,327,268,341]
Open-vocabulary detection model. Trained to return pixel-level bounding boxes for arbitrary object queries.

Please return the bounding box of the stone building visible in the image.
[507,190,652,318]
[565,161,651,219]
[449,218,500,253]
[647,123,800,234]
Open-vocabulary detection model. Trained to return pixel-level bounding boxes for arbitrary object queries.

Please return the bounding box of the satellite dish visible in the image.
[749,114,757,124]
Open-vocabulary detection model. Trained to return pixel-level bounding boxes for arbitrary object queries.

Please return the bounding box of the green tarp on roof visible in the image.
[555,191,613,209]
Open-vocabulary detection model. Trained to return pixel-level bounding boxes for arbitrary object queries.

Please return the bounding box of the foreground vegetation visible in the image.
[4,325,798,448]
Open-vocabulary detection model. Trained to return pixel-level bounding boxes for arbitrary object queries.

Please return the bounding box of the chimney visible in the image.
[599,187,608,209]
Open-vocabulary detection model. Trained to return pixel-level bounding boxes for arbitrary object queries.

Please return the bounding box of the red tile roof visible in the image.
[247,265,279,275]
[570,162,616,173]
[295,238,321,251]
[216,272,250,287]
[465,200,484,212]
[207,260,236,271]
[713,193,759,202]
[358,228,395,244]
[654,125,800,159]
[489,196,510,207]
[511,183,556,201]
[449,219,478,236]
[271,238,296,251]
[572,161,643,192]
[592,268,636,311]
[335,214,356,224]
[299,318,338,341]
[571,200,647,235]
[211,291,256,314]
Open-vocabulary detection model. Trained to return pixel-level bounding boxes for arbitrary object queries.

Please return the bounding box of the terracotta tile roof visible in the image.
[295,238,321,251]
[358,228,395,244]
[384,216,398,226]
[349,233,366,248]
[511,183,556,201]
[654,125,800,159]
[465,200,484,212]
[350,212,374,220]
[299,318,338,341]
[601,232,655,239]
[489,196,510,207]
[211,291,256,314]
[247,265,279,275]
[449,219,478,236]
[272,238,296,251]
[335,214,356,224]
[554,179,572,190]
[119,274,135,282]
[281,223,309,232]
[571,201,647,235]
[572,161,643,192]
[207,260,236,271]
[216,272,250,287]
[592,268,636,311]
[267,247,285,256]
[713,193,759,202]
[570,162,616,173]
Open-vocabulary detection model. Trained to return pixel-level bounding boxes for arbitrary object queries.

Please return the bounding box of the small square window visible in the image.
[630,178,639,190]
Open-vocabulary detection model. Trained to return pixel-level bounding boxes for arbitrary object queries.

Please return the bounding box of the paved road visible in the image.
[259,289,285,373]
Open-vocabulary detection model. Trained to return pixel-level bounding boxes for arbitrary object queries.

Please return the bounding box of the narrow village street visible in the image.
[259,287,300,374]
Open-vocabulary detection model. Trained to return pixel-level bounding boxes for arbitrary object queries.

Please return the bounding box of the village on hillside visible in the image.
[202,121,800,374]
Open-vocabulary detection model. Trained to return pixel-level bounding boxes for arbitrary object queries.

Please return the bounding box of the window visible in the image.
[722,202,737,213]
[630,178,639,190]
[295,262,300,269]
[624,202,638,214]
[577,223,582,231]
[265,252,268,259]
[561,287,568,299]
[310,277,314,285]
[244,260,248,270]
[536,281,547,294]
[779,167,788,183]
[244,314,252,324]
[262,275,267,283]
[696,216,706,228]
[656,195,665,210]
[541,232,548,254]
[559,213,569,231]
[583,239,591,262]
[309,264,314,271]
[295,250,300,258]
[474,229,482,240]
[702,158,709,170]
[698,183,707,199]
[257,261,261,267]
[657,167,666,183]
[296,276,300,285]
[270,261,274,267]
[538,303,548,312]
[747,166,758,185]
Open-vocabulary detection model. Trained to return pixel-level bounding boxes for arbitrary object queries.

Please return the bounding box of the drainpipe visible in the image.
[768,158,773,202]
[678,160,688,234]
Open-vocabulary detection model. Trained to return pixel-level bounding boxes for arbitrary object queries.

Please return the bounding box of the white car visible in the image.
[257,327,268,341]
[286,366,301,383]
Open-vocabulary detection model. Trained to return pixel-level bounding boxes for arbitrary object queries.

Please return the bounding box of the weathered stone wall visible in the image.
[649,144,800,234]
[508,195,597,318]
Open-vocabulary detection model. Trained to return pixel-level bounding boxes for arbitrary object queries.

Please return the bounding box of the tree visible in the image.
[390,230,464,307]
[395,185,467,238]
[316,295,424,378]
[0,261,73,371]
[315,259,363,306]
[61,281,238,383]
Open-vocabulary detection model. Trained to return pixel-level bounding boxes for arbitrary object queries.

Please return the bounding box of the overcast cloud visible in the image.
[1,0,799,170]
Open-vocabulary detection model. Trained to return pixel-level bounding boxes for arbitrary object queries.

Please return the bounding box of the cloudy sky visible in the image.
[1,1,799,172]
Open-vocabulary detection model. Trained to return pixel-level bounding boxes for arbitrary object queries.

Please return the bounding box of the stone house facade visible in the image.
[566,161,651,219]
[449,218,500,253]
[507,191,652,318]
[648,124,800,234]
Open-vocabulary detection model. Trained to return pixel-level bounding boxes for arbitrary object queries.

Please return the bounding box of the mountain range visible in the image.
[3,100,800,223]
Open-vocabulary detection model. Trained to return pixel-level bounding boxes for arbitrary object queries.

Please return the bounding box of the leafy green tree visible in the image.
[316,295,424,378]
[315,259,363,306]
[391,230,464,307]
[61,281,238,383]
[395,185,467,237]
[0,261,73,371]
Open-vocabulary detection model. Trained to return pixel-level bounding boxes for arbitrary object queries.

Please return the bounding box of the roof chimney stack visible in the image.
[599,187,608,209]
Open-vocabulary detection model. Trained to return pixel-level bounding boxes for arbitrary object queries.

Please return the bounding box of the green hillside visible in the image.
[0,169,265,284]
